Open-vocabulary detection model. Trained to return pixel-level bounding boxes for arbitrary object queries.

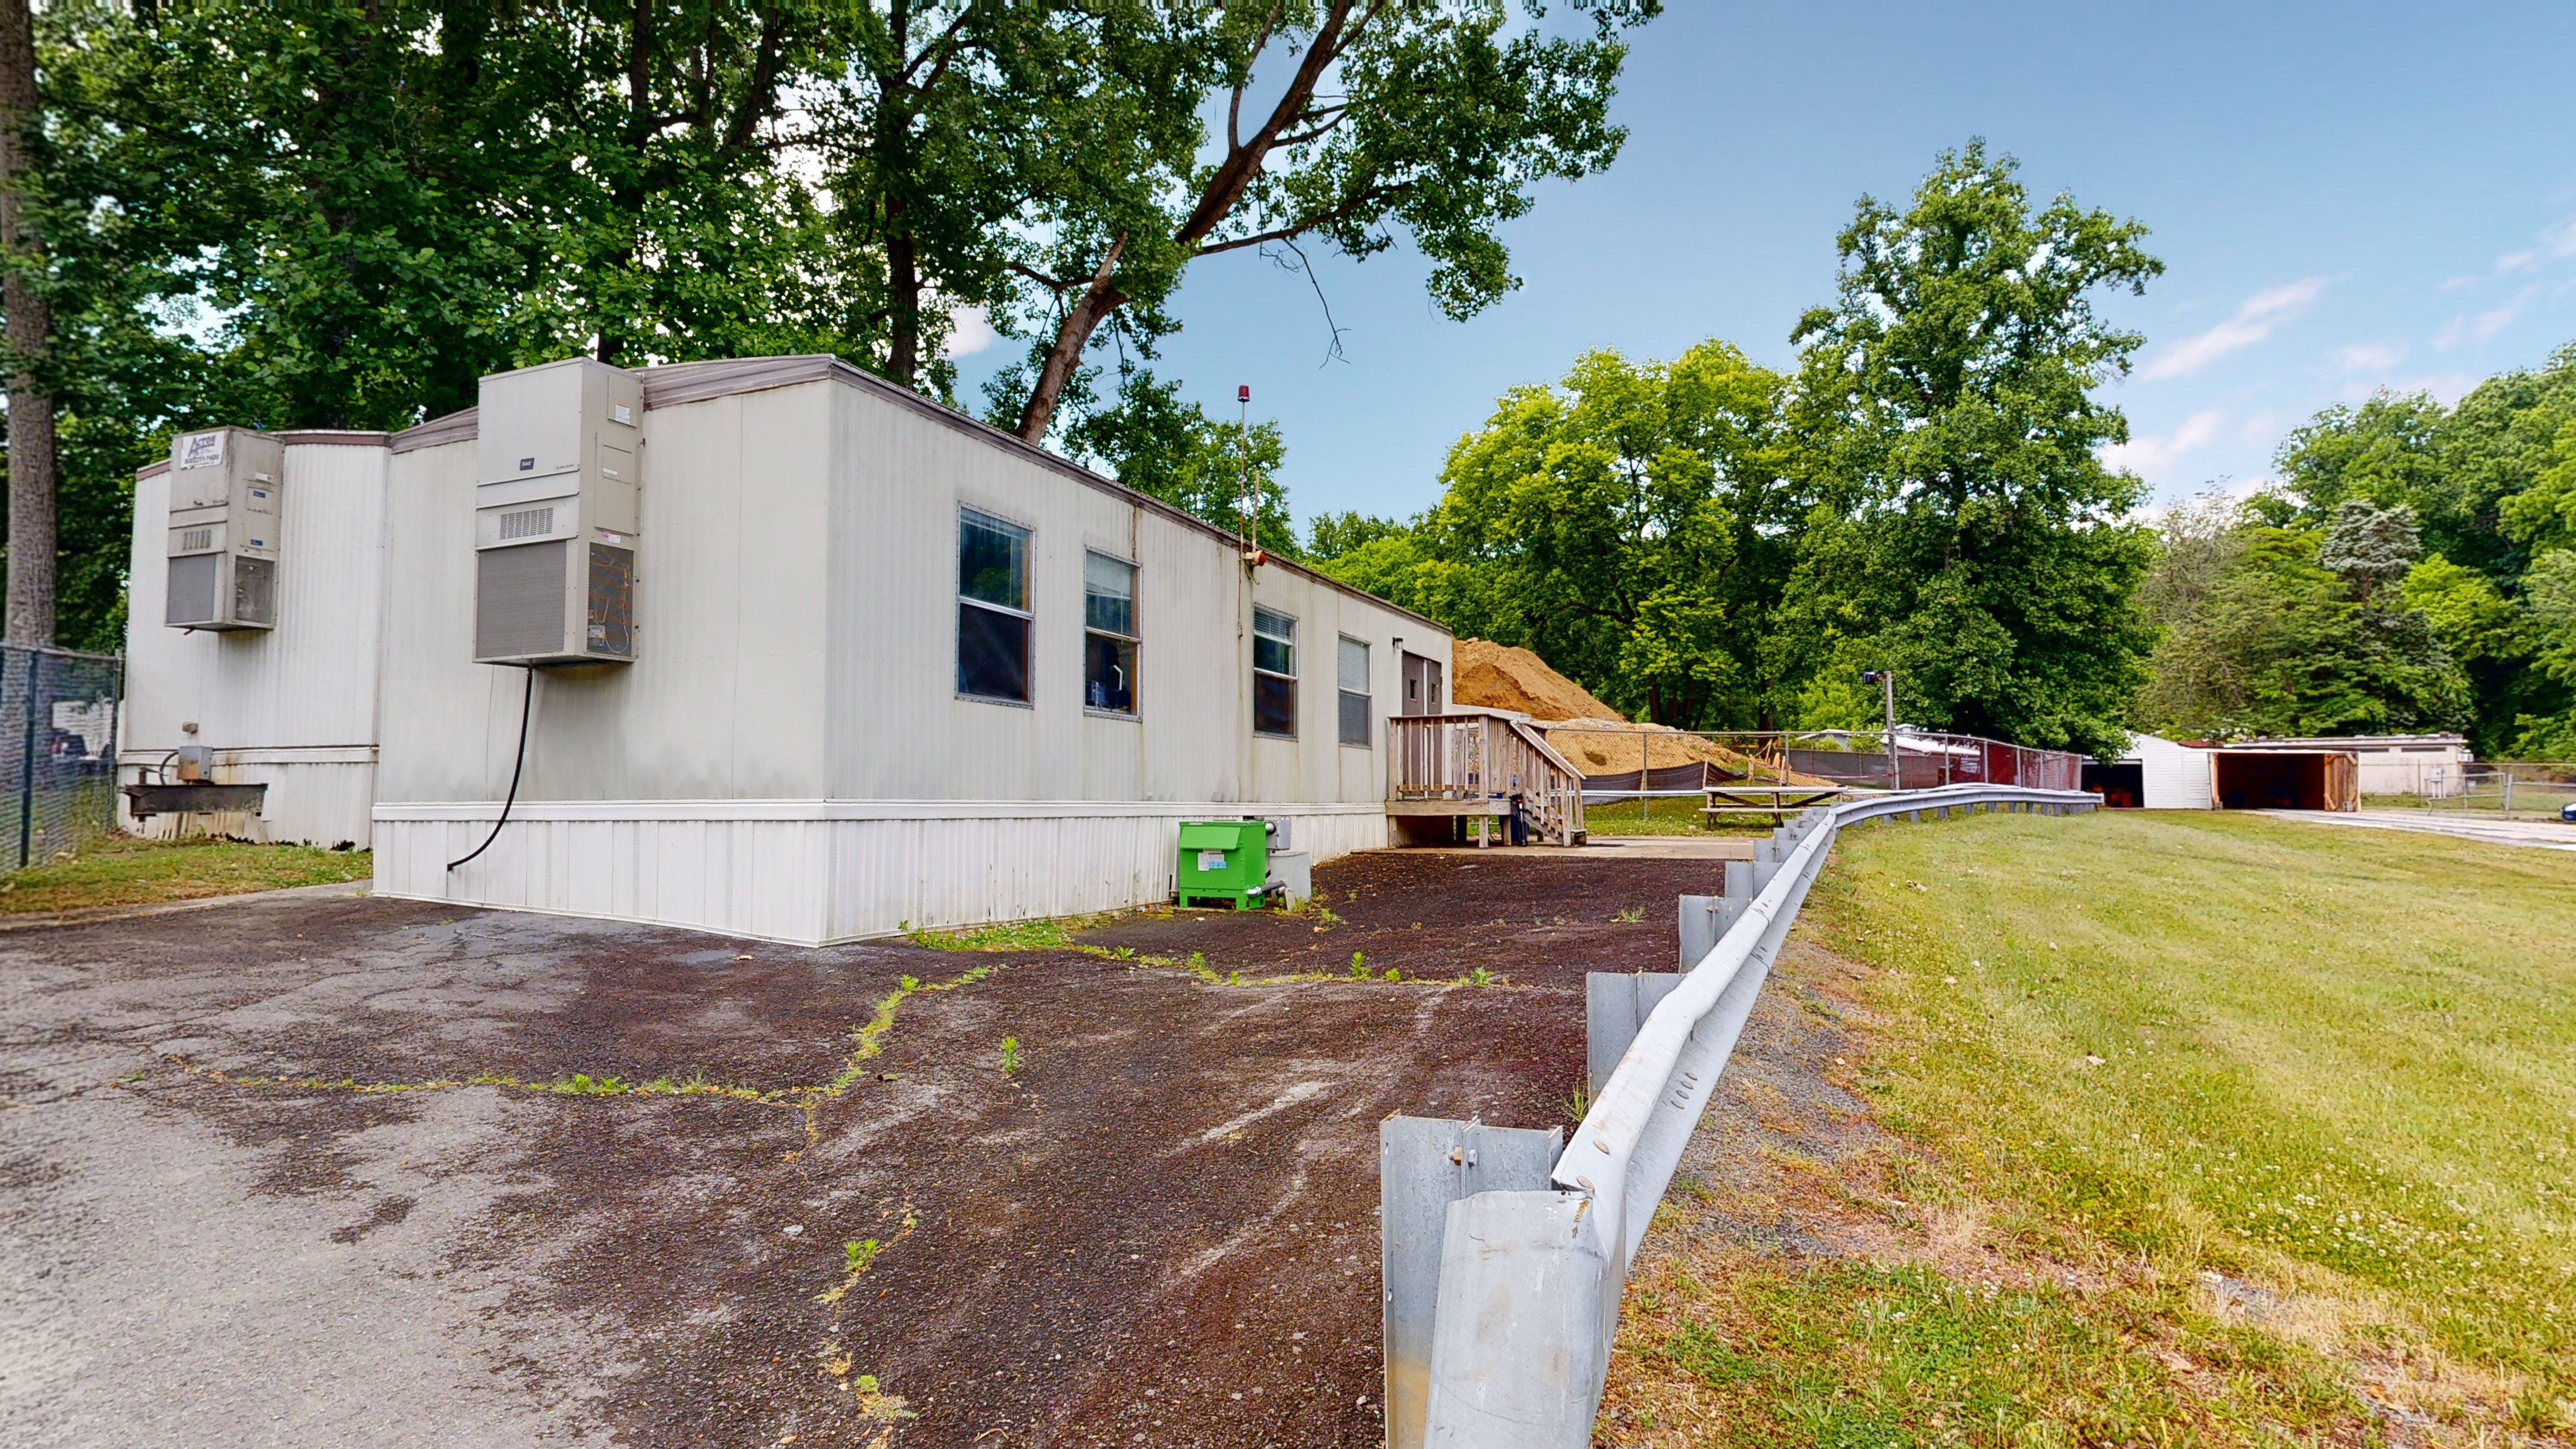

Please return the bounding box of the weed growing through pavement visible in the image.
[844,1239,879,1275]
[1458,967,1505,987]
[154,963,1004,1150]
[997,1036,1021,1075]
[1349,951,1368,979]
[1615,904,1645,922]
[1567,1083,1591,1122]
[903,915,1102,951]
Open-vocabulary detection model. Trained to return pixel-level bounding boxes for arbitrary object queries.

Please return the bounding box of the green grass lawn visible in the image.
[0,831,372,914]
[1584,796,1777,837]
[1610,811,2575,1446]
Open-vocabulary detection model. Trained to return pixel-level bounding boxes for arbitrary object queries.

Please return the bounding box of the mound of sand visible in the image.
[1447,638,1826,783]
[1450,639,1621,722]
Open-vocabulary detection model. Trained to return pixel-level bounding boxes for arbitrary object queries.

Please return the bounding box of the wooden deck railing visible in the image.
[1387,712,1587,845]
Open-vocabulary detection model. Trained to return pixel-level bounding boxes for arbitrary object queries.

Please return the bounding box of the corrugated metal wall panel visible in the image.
[124,445,389,749]
[2133,735,2213,809]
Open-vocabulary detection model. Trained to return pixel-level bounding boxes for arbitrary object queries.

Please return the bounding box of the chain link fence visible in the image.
[2366,760,2576,820]
[1550,726,2087,802]
[0,644,124,871]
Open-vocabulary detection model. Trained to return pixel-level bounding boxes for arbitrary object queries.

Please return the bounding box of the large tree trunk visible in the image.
[0,0,52,646]
[1015,237,1125,442]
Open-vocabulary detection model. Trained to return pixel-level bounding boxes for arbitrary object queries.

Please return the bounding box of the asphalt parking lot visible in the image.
[0,849,1728,1449]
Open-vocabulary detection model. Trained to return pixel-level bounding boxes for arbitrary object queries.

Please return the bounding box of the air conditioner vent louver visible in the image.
[180,527,213,553]
[499,505,555,541]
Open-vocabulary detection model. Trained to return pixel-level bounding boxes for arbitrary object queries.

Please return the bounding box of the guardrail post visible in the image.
[1421,1189,1612,1447]
[1382,1117,1564,1449]
[1588,971,1681,1097]
[1679,893,1747,969]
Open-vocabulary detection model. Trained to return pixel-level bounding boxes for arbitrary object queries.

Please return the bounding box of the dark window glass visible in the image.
[958,602,1028,701]
[1085,632,1136,713]
[959,510,1028,609]
[1339,691,1371,745]
[1336,637,1370,746]
[1255,673,1297,737]
[1252,608,1295,676]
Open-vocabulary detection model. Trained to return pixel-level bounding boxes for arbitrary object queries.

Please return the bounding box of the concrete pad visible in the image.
[2257,809,2576,853]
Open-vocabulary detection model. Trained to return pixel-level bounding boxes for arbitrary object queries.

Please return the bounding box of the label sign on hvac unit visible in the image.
[178,432,225,469]
[1197,850,1227,871]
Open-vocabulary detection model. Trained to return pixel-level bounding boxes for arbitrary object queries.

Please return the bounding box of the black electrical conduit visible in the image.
[448,666,536,872]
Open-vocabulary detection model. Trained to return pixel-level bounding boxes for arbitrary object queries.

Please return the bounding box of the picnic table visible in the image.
[1701,781,1850,825]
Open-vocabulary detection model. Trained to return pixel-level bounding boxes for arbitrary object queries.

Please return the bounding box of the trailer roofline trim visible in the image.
[388,352,1451,635]
[374,796,1396,824]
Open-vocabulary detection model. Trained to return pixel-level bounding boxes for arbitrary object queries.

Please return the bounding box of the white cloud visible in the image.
[2100,409,2225,477]
[2331,341,2406,372]
[2434,286,2534,349]
[2494,217,2576,274]
[940,303,999,359]
[2140,279,2327,380]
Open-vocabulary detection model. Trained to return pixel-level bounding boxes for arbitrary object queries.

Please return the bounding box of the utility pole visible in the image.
[1235,383,1257,561]
[1862,669,1897,790]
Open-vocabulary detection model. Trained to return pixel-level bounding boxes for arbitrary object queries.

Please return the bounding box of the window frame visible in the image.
[1082,549,1140,718]
[955,506,1034,706]
[1251,606,1298,739]
[1336,635,1373,748]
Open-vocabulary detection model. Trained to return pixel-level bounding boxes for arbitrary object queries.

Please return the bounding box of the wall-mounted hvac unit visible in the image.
[164,427,285,631]
[472,358,643,666]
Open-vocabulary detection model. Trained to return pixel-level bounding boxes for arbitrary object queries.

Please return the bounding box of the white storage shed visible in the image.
[2087,733,2213,809]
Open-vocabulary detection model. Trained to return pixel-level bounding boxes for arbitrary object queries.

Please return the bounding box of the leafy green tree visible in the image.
[2264,346,2576,749]
[1000,0,1659,442]
[2134,498,2470,739]
[1782,141,2161,755]
[2514,549,2576,756]
[1320,341,1797,727]
[1058,363,1296,555]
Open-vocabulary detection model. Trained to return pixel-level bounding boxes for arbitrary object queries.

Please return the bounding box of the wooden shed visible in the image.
[2208,746,2360,812]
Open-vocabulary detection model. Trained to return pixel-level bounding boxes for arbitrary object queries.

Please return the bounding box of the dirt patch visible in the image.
[1074,850,1726,989]
[2,848,1710,1448]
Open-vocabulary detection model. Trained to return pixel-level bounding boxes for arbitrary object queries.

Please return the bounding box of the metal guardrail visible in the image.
[1379,783,2100,1447]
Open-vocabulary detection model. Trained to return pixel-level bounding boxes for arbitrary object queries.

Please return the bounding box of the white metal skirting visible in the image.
[369,800,1393,944]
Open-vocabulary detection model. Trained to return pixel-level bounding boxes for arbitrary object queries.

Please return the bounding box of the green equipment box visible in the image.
[1176,820,1269,910]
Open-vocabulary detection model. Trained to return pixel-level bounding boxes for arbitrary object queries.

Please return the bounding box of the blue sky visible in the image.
[958,1,2576,529]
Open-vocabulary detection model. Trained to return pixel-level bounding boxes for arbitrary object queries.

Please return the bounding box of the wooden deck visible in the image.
[1386,711,1587,846]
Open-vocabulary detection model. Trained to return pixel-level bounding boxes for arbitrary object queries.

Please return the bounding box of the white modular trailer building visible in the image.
[366,355,1451,944]
[118,430,393,846]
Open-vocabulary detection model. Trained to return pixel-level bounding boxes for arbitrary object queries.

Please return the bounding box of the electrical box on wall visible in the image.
[164,427,285,631]
[472,358,643,666]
